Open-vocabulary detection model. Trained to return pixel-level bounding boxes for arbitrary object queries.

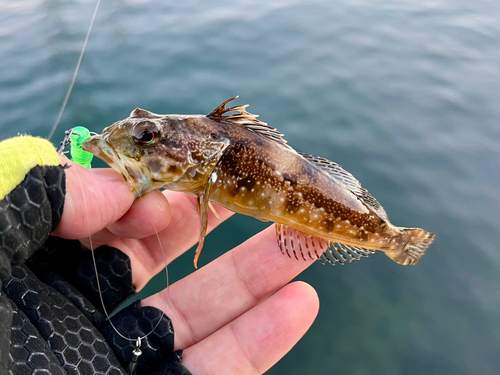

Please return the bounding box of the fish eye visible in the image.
[131,121,161,147]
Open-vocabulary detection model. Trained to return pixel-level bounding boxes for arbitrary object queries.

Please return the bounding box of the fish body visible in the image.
[83,98,434,267]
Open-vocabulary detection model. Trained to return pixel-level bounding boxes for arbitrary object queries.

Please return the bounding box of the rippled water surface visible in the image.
[2,0,500,373]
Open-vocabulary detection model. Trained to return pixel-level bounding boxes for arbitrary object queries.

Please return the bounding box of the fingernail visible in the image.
[91,168,123,182]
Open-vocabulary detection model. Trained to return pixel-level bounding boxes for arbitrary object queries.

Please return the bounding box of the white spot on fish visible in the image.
[210,172,217,184]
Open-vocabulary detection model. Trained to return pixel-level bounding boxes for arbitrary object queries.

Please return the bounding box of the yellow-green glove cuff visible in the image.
[0,136,61,200]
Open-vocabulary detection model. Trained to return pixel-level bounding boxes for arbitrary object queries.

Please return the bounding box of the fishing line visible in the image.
[66,129,171,327]
[73,162,171,359]
[53,0,171,369]
[47,0,102,141]
[64,129,171,372]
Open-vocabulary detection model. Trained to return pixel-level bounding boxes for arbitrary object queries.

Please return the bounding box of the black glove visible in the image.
[0,136,191,375]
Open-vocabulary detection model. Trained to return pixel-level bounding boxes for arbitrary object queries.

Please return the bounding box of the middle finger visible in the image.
[109,190,234,290]
[144,226,316,350]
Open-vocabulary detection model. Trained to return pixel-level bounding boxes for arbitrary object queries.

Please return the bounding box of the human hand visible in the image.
[54,156,319,375]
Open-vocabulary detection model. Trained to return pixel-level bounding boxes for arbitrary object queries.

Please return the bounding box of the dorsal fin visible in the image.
[207,97,293,150]
[299,152,389,220]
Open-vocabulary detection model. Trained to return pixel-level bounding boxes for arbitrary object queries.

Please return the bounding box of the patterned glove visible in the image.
[0,136,191,375]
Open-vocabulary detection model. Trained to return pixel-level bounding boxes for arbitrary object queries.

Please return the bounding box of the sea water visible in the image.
[1,1,500,374]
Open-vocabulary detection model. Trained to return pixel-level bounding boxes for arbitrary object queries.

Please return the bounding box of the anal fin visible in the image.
[275,224,375,266]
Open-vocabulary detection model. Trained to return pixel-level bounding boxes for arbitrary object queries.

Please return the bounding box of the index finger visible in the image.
[52,155,136,239]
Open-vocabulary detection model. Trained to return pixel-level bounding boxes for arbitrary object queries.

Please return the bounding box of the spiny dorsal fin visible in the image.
[207,97,293,149]
[299,152,389,220]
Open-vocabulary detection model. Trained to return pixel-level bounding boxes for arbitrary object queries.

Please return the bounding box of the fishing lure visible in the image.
[82,97,435,268]
[72,126,94,168]
[58,126,94,168]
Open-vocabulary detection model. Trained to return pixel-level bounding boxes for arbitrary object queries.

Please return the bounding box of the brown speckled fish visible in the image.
[83,97,435,268]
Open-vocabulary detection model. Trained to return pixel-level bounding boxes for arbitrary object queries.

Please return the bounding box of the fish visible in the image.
[82,97,435,268]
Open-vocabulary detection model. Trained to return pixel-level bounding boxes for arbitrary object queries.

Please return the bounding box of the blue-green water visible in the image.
[2,0,500,374]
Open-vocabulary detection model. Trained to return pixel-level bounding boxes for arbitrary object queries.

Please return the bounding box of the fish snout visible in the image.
[81,135,101,154]
[82,135,119,165]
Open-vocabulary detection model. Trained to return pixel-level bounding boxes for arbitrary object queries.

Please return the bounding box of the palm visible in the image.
[54,157,319,375]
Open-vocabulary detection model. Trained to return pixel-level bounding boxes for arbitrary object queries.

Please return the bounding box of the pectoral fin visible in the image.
[193,176,222,269]
[194,191,210,269]
[208,202,221,219]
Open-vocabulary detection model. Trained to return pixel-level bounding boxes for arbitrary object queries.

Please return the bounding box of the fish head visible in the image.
[83,108,229,196]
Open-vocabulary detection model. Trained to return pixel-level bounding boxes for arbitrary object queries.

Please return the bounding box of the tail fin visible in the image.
[388,228,435,266]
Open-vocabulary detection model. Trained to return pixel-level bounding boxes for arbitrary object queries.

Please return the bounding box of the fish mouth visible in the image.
[82,135,152,196]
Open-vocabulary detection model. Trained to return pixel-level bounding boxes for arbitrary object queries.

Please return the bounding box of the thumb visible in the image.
[52,155,136,239]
